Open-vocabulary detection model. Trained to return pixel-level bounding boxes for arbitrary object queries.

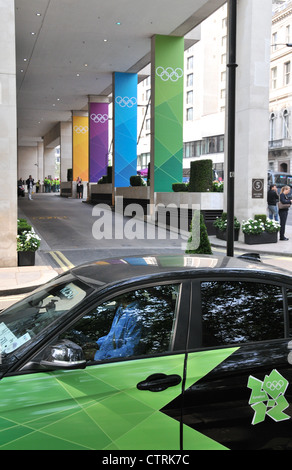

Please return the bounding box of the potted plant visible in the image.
[17,227,41,266]
[242,217,280,245]
[213,212,240,241]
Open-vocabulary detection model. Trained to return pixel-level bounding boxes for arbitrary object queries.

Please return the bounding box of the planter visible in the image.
[18,251,36,266]
[244,231,278,245]
[215,228,239,241]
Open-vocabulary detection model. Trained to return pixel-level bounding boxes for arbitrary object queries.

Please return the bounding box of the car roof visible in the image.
[70,253,292,288]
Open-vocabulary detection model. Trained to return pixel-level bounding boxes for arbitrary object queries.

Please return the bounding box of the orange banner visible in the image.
[73,116,89,181]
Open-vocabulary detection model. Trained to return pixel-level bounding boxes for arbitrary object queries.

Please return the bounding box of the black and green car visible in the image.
[1,254,292,450]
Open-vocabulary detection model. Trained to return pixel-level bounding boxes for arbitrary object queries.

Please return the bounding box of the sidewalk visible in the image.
[0,224,292,310]
[0,251,59,310]
[211,223,292,257]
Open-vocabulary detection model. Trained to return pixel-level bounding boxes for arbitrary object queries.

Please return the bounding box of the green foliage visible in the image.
[212,180,224,192]
[17,228,41,252]
[254,214,267,223]
[242,218,280,234]
[17,218,32,234]
[130,175,146,187]
[213,212,240,231]
[172,183,189,192]
[186,212,212,254]
[188,159,213,192]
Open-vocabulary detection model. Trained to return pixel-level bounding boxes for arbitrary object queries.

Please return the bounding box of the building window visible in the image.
[270,112,276,141]
[286,25,291,44]
[283,109,289,139]
[221,71,226,83]
[184,142,195,158]
[271,67,277,89]
[187,56,193,70]
[186,107,193,121]
[272,32,278,51]
[284,61,291,86]
[186,73,193,87]
[186,91,193,105]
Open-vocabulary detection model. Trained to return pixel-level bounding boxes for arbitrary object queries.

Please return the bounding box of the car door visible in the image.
[171,277,292,450]
[0,281,191,450]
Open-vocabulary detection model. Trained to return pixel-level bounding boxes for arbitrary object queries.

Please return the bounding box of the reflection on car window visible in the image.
[0,280,92,357]
[201,281,284,346]
[286,289,292,337]
[58,284,180,363]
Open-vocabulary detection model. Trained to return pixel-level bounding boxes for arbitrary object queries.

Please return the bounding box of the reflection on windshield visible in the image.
[0,279,92,359]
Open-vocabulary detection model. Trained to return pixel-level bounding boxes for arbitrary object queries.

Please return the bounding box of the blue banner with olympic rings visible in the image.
[113,72,138,187]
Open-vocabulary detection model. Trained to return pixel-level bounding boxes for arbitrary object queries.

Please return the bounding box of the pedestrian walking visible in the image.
[26,175,34,200]
[278,185,291,240]
[76,176,83,199]
[267,184,279,221]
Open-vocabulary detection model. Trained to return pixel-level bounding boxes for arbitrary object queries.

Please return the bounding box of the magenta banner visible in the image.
[89,102,109,182]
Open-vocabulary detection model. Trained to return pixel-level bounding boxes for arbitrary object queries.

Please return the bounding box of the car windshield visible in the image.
[0,277,93,363]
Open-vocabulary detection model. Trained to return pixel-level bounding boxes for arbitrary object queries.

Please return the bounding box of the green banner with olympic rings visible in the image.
[153,35,184,192]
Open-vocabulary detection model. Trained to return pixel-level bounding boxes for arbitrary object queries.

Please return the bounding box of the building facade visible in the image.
[269,0,292,173]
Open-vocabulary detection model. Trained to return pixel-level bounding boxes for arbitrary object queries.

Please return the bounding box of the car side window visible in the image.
[201,281,284,347]
[58,284,180,363]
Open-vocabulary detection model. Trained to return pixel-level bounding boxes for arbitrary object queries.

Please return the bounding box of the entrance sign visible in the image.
[252,179,264,199]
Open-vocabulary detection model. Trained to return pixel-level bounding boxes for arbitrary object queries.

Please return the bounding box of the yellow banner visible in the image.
[73,116,89,181]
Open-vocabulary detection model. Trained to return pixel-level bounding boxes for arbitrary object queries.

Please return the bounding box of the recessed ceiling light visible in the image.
[116,22,121,25]
[103,39,108,42]
[36,13,41,16]
[31,32,36,35]
[23,58,27,61]
[76,73,80,77]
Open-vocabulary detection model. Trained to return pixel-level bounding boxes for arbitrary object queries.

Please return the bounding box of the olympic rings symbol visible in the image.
[90,113,108,124]
[156,66,184,82]
[73,126,88,134]
[266,380,284,391]
[115,96,137,108]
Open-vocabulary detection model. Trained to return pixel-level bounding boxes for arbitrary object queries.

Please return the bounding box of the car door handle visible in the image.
[137,373,182,392]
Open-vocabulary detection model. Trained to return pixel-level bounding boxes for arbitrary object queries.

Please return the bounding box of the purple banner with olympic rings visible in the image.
[89,102,109,182]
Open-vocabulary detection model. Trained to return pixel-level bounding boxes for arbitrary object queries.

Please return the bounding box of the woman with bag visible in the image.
[278,186,291,240]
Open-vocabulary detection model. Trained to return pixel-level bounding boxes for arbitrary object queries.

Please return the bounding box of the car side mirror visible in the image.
[39,340,87,370]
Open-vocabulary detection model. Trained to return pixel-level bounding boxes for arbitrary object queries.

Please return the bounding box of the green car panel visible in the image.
[0,348,238,450]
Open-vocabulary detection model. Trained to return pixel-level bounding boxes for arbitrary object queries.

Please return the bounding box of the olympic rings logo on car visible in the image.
[156,66,184,82]
[265,380,284,391]
[73,126,89,134]
[90,113,109,124]
[115,96,137,108]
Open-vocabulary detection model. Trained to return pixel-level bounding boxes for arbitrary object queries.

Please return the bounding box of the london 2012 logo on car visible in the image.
[247,369,290,425]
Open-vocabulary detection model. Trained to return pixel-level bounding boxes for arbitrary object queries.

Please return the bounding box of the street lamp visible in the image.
[272,43,292,47]
[226,0,237,257]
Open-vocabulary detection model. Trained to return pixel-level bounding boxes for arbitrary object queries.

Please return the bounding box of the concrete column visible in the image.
[228,0,272,224]
[0,0,17,266]
[60,121,72,183]
[44,148,56,181]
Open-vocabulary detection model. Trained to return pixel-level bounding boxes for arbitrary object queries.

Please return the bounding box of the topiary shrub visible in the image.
[186,212,212,254]
[188,159,213,192]
[130,175,146,186]
[172,183,189,192]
